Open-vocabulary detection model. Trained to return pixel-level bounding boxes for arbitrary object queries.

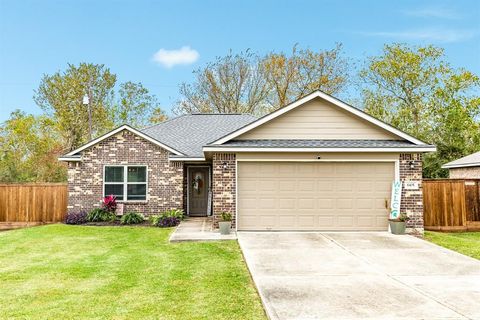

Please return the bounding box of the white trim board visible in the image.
[442,163,480,169]
[203,147,437,153]
[64,124,183,157]
[210,90,428,146]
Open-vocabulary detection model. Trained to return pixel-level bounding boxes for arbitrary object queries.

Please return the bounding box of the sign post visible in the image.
[390,181,402,219]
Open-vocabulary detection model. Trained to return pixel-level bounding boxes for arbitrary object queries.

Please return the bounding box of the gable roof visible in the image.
[63,124,184,158]
[209,90,429,146]
[442,151,480,169]
[141,114,257,157]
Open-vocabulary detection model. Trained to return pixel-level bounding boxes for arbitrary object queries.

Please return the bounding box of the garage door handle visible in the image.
[384,199,389,209]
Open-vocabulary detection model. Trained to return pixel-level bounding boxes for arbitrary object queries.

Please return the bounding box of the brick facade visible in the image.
[399,153,424,233]
[212,153,236,228]
[449,167,480,179]
[67,129,183,215]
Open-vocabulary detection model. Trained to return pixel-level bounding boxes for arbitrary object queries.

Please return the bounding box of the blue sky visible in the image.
[0,0,479,122]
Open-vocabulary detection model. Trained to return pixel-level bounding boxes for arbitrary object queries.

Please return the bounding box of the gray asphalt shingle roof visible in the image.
[218,139,429,148]
[141,114,257,157]
[442,151,480,169]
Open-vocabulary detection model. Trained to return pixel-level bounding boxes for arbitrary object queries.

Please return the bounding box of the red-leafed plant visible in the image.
[102,195,117,213]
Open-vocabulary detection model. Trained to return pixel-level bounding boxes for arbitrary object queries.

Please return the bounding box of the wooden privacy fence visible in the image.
[423,179,480,232]
[0,183,67,229]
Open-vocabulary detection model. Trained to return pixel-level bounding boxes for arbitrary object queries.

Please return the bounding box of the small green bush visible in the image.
[161,209,184,220]
[220,212,232,221]
[86,208,116,222]
[120,212,144,225]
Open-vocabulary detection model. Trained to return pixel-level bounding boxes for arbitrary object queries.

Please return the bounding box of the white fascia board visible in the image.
[58,157,82,162]
[65,125,183,156]
[211,91,427,145]
[442,163,480,169]
[202,146,437,153]
[169,157,206,162]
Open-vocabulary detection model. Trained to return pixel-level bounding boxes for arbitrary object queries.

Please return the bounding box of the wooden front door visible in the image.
[188,167,210,216]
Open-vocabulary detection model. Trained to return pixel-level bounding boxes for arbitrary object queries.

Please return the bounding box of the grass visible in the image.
[0,224,266,320]
[424,231,480,260]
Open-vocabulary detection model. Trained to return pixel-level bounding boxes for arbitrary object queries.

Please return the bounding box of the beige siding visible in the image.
[237,97,399,140]
[237,161,394,231]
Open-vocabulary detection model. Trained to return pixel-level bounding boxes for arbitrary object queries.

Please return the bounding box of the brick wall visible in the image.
[212,153,236,228]
[449,167,480,179]
[67,129,183,215]
[399,153,423,233]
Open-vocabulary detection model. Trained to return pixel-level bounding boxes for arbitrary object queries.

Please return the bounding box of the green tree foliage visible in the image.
[34,63,117,151]
[1,63,167,183]
[0,111,67,182]
[175,44,349,115]
[112,81,167,128]
[360,44,480,177]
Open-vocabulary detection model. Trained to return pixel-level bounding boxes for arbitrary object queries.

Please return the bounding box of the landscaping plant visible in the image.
[102,195,117,213]
[65,211,87,225]
[149,209,184,227]
[86,208,116,222]
[120,212,145,225]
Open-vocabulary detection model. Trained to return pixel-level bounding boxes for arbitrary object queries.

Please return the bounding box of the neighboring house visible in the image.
[59,90,436,232]
[442,151,480,178]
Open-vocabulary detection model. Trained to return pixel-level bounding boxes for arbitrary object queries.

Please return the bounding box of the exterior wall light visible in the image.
[408,161,415,169]
[222,162,228,170]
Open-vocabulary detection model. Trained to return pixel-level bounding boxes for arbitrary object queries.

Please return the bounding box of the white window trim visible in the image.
[103,165,149,203]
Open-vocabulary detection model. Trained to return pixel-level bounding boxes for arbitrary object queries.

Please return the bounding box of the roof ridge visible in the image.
[140,114,188,131]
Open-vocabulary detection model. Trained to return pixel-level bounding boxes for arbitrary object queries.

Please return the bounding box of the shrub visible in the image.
[220,212,232,221]
[161,209,184,220]
[157,216,180,227]
[120,212,144,225]
[149,214,180,228]
[65,211,87,225]
[102,195,117,213]
[86,208,116,222]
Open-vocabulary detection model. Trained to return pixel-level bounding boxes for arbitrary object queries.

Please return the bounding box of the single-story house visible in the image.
[442,151,480,178]
[59,90,436,232]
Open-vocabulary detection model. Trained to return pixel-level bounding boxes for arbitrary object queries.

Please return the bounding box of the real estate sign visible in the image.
[390,181,402,219]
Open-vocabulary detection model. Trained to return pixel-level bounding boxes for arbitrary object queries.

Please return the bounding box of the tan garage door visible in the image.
[237,162,394,231]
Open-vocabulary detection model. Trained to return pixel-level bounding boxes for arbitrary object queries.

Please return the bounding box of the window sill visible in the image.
[117,200,148,204]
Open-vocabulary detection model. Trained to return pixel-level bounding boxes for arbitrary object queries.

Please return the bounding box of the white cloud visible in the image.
[359,28,476,43]
[152,46,199,68]
[403,6,460,19]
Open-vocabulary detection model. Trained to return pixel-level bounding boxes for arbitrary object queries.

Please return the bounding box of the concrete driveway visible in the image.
[238,232,480,320]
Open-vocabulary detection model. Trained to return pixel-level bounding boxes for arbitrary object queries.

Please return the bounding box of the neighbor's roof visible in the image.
[141,114,257,157]
[442,151,480,169]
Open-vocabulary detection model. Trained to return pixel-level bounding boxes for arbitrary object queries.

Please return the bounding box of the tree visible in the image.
[34,63,117,151]
[175,44,350,115]
[360,44,480,177]
[112,81,167,128]
[0,111,66,182]
[262,43,349,108]
[175,50,270,115]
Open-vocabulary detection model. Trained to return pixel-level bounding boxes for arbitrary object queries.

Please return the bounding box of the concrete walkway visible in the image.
[238,232,480,320]
[169,217,236,242]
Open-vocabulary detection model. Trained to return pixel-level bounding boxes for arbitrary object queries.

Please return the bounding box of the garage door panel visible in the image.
[238,162,394,231]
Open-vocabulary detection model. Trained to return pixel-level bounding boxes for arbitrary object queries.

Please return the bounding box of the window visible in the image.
[104,166,147,201]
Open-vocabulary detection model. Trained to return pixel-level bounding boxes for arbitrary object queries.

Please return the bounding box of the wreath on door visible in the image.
[192,173,203,194]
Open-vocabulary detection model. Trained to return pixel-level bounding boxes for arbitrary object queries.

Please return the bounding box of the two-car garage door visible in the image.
[237,162,394,231]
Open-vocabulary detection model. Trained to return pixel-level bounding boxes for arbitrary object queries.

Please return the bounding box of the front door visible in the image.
[188,167,210,216]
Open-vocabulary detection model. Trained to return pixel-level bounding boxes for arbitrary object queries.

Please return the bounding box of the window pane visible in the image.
[105,166,124,182]
[105,184,124,200]
[127,184,146,200]
[128,166,146,182]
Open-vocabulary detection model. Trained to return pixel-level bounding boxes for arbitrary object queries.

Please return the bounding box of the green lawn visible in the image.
[424,231,480,260]
[0,225,266,320]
